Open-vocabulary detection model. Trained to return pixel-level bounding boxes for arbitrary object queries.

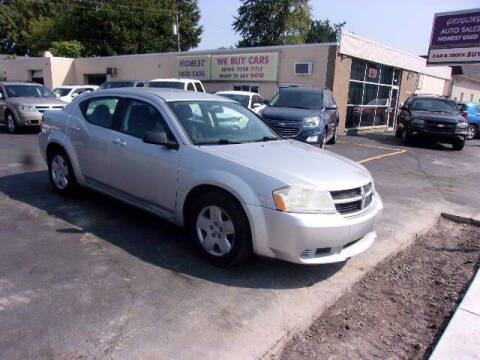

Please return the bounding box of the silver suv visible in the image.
[0,82,66,133]
[39,88,383,266]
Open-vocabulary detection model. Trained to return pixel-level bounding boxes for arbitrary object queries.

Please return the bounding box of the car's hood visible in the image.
[411,110,463,123]
[260,106,321,121]
[199,140,372,191]
[7,97,67,106]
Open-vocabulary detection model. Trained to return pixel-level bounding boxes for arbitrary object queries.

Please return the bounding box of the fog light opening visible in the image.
[306,135,318,143]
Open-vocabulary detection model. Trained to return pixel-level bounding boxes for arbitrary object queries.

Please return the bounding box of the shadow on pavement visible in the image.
[0,170,345,290]
[348,132,454,151]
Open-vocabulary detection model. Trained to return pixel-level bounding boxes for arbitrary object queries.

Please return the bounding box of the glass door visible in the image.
[388,88,399,128]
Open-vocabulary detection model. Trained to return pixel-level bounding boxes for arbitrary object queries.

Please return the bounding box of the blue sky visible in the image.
[197,0,480,55]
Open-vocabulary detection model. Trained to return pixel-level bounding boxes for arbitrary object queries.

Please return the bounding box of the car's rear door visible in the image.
[69,96,124,185]
[108,97,179,214]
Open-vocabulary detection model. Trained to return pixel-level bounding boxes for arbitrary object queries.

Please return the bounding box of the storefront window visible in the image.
[345,59,402,128]
[233,84,259,93]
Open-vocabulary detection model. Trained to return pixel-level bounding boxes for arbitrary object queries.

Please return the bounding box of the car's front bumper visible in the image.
[411,126,467,141]
[245,193,383,264]
[15,110,43,126]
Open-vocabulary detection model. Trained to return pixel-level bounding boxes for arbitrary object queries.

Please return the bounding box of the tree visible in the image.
[1,0,203,57]
[305,19,345,43]
[233,0,311,47]
[0,0,67,55]
[50,40,84,58]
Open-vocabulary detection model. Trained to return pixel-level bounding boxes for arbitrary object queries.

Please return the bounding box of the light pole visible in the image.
[176,13,180,52]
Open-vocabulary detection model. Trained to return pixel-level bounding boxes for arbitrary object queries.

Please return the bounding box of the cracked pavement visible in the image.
[0,129,479,360]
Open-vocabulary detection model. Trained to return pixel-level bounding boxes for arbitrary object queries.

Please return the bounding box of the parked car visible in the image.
[0,81,66,133]
[215,91,266,113]
[456,102,479,140]
[39,88,383,266]
[396,95,468,150]
[259,87,339,148]
[99,80,145,89]
[52,85,98,103]
[146,78,205,92]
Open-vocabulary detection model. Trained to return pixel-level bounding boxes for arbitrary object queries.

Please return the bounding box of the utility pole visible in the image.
[176,13,181,52]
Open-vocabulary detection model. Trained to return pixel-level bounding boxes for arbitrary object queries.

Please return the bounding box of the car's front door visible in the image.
[108,97,179,213]
[69,96,124,185]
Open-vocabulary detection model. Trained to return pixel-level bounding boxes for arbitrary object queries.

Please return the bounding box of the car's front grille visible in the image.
[330,183,374,216]
[35,105,64,113]
[271,125,300,137]
[425,121,456,133]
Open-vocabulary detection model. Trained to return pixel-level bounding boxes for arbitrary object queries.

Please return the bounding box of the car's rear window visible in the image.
[147,81,184,89]
[100,81,134,89]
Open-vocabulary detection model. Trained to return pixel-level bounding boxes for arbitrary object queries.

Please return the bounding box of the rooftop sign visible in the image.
[427,8,480,65]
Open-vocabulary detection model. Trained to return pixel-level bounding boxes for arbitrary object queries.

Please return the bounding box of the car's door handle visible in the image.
[69,125,81,131]
[112,138,127,146]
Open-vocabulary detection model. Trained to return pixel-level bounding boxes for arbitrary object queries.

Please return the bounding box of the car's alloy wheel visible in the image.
[321,131,327,149]
[7,114,17,134]
[466,124,476,140]
[196,205,235,257]
[48,149,77,195]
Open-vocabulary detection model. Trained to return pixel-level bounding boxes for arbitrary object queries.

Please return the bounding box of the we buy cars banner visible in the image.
[427,8,480,64]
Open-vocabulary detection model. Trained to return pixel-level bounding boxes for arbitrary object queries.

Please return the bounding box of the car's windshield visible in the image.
[52,88,71,97]
[168,100,280,145]
[218,94,250,108]
[269,90,323,110]
[413,98,458,113]
[5,84,55,98]
[147,81,184,89]
[100,81,134,89]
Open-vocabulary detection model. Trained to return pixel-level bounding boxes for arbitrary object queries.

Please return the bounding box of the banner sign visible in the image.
[211,52,279,81]
[176,55,211,80]
[427,9,480,64]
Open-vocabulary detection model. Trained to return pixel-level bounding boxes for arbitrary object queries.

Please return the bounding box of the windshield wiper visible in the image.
[249,136,279,143]
[195,139,241,145]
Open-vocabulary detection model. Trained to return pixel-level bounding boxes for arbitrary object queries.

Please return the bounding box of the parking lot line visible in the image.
[336,141,407,164]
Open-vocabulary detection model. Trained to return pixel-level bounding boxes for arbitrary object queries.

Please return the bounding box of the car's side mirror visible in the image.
[143,131,179,149]
[325,104,337,110]
[71,93,79,98]
[400,105,409,111]
[252,102,263,108]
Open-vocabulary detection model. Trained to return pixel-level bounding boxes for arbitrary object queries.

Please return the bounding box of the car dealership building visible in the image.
[0,31,453,133]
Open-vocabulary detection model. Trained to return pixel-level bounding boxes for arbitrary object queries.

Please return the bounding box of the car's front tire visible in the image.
[187,191,252,267]
[320,129,328,149]
[6,113,18,134]
[466,124,477,140]
[452,139,465,151]
[402,126,413,145]
[48,148,78,196]
[327,126,337,145]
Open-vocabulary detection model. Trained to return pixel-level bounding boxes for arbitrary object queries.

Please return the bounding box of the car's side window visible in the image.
[187,82,195,91]
[404,98,413,109]
[120,99,169,139]
[80,97,121,129]
[194,82,203,92]
[253,95,264,105]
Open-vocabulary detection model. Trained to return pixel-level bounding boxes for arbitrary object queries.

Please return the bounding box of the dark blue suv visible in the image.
[259,87,339,148]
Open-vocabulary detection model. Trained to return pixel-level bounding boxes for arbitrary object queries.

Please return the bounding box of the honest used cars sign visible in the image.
[428,8,480,64]
[176,55,211,80]
[211,52,279,81]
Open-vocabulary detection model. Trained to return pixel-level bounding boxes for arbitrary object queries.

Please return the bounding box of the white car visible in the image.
[52,85,98,103]
[216,91,266,113]
[146,78,205,92]
[39,88,383,266]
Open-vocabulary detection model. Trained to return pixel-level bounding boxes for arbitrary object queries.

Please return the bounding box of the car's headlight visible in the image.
[456,122,467,129]
[412,118,424,126]
[17,105,38,112]
[272,186,336,214]
[304,116,320,128]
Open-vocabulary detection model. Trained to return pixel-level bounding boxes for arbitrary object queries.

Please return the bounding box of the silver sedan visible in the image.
[39,88,383,266]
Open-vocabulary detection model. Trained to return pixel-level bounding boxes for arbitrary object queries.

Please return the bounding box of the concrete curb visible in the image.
[441,212,480,227]
[429,268,480,360]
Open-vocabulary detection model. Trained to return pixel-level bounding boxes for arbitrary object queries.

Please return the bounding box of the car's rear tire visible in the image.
[466,124,477,140]
[6,113,18,134]
[47,147,78,196]
[187,191,252,267]
[452,139,465,151]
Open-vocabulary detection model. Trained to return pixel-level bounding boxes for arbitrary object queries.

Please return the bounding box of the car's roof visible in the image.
[96,87,235,102]
[412,95,452,100]
[216,91,256,96]
[149,78,201,83]
[103,80,141,83]
[0,81,44,86]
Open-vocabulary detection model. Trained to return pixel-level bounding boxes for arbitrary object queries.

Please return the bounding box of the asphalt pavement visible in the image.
[1,128,479,360]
